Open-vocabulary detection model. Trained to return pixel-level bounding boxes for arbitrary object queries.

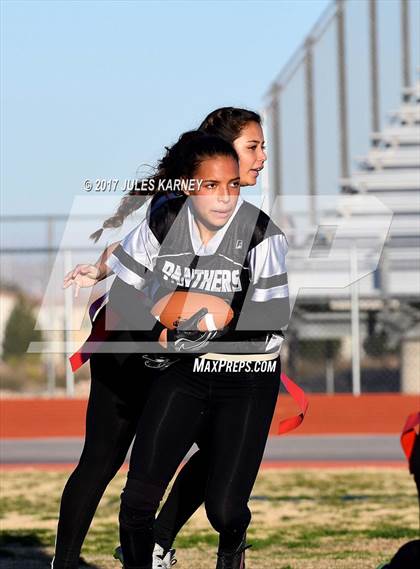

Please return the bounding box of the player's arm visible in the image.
[62,241,121,296]
[109,275,224,351]
[235,231,290,335]
[94,241,121,281]
[106,203,221,351]
[104,219,167,341]
[104,216,214,348]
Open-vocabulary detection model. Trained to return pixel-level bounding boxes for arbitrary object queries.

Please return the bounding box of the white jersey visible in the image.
[106,192,289,356]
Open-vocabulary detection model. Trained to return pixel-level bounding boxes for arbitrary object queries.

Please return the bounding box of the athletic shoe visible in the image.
[215,534,251,569]
[153,544,177,568]
[113,544,177,568]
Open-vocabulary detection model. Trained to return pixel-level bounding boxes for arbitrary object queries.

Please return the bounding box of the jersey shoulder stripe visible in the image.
[112,244,149,279]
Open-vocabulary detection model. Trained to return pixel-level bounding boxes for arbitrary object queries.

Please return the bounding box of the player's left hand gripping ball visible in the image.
[167,307,228,352]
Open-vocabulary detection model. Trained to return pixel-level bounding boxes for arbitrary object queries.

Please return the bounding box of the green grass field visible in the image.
[0,468,418,568]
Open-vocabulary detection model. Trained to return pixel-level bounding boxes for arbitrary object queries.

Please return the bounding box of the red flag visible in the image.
[401,411,420,462]
[278,373,309,434]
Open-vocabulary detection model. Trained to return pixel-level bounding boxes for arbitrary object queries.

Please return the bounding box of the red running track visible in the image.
[1,394,418,439]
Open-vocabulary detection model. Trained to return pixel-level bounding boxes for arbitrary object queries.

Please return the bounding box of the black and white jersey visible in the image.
[106,193,289,355]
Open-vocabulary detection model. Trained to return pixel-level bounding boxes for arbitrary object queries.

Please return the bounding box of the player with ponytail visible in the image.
[53,109,271,569]
[109,130,289,569]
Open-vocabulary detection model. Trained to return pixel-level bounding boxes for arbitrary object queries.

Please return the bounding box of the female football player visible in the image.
[104,130,289,569]
[54,109,271,569]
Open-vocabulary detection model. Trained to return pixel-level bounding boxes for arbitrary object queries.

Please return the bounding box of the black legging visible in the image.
[119,356,280,569]
[52,344,209,569]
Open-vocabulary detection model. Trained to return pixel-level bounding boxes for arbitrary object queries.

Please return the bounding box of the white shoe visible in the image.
[153,543,177,568]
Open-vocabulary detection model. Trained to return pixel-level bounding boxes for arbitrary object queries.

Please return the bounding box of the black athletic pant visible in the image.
[119,355,280,569]
[52,344,208,569]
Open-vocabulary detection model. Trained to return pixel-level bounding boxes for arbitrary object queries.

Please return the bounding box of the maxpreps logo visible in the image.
[161,260,242,292]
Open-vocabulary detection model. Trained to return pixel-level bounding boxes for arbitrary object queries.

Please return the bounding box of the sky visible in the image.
[1,0,331,217]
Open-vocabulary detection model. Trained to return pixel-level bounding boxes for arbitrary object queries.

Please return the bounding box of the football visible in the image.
[151,291,234,331]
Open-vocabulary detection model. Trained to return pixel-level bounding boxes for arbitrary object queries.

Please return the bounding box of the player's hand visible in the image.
[167,308,228,352]
[63,264,101,298]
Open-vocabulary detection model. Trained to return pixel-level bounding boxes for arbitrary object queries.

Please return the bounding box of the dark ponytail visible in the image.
[90,130,238,242]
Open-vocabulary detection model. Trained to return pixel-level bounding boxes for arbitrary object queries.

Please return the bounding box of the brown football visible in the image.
[151,291,234,331]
